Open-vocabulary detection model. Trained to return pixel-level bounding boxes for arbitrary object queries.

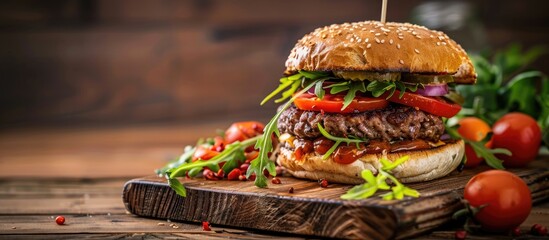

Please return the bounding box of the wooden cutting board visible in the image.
[123,167,549,240]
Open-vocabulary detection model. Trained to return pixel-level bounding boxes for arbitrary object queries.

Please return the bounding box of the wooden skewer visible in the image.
[381,0,388,23]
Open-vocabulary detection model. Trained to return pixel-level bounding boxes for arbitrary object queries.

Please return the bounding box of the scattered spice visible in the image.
[11,227,16,229]
[271,177,281,184]
[55,216,65,225]
[320,179,329,188]
[511,227,521,237]
[454,230,467,240]
[238,175,247,181]
[157,222,165,226]
[202,221,211,231]
[531,224,548,236]
[227,169,241,181]
[288,187,294,193]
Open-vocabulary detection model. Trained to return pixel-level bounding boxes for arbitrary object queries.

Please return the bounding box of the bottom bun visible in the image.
[277,139,464,184]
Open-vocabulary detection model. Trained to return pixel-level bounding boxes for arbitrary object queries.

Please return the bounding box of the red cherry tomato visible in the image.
[464,170,531,232]
[293,93,389,113]
[382,90,461,118]
[224,121,265,144]
[457,117,492,168]
[491,113,541,167]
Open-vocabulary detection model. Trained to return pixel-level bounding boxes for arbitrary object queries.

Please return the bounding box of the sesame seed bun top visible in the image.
[285,21,476,84]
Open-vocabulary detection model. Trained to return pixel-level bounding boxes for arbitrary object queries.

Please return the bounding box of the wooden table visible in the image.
[1,123,548,239]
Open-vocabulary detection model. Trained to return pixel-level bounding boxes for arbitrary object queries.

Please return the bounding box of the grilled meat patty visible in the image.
[278,105,445,142]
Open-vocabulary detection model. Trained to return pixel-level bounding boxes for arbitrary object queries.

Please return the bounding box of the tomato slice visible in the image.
[293,93,389,113]
[382,90,461,118]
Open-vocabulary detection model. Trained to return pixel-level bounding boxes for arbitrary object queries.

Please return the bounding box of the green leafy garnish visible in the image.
[166,136,259,197]
[366,80,422,99]
[445,125,510,169]
[341,155,420,200]
[249,74,327,188]
[317,123,367,159]
[454,44,548,146]
[260,71,331,105]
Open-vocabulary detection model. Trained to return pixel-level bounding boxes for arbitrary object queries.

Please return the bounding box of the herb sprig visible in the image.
[341,155,420,200]
[165,136,259,197]
[317,123,367,159]
[366,80,422,99]
[455,44,548,146]
[445,125,511,169]
[249,72,328,187]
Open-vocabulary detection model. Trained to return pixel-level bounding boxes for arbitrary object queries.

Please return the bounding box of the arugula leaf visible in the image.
[445,125,509,169]
[248,79,324,187]
[317,123,367,159]
[341,155,420,200]
[505,71,544,117]
[167,177,186,197]
[367,81,394,97]
[166,136,260,197]
[366,81,421,99]
[342,82,367,110]
[314,80,326,99]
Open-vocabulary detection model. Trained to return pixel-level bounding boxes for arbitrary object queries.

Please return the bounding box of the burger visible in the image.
[265,21,476,184]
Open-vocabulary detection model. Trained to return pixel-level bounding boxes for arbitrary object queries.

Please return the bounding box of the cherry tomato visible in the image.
[491,113,541,167]
[192,145,219,161]
[224,121,264,144]
[382,90,461,118]
[293,93,389,113]
[464,170,531,232]
[457,117,492,168]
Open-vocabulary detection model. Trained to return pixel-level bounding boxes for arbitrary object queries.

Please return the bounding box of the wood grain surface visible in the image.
[123,167,549,240]
[1,125,549,239]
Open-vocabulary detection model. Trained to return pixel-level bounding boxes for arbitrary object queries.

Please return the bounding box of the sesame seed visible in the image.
[375,38,380,43]
[370,30,375,33]
[367,43,372,49]
[441,42,447,45]
[357,38,362,43]
[363,50,367,55]
[397,44,401,49]
[381,39,385,43]
[438,36,445,40]
[414,49,420,54]
[398,36,404,40]
[416,35,422,39]
[321,34,327,39]
[399,60,404,64]
[436,42,441,46]
[343,43,348,47]
[383,32,388,36]
[375,33,381,36]
[430,35,434,38]
[412,31,417,35]
[362,28,367,31]
[365,38,369,43]
[389,39,394,44]
[350,38,354,42]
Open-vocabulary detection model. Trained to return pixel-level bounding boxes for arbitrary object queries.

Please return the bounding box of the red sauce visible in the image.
[313,137,334,155]
[294,139,313,160]
[390,139,431,152]
[292,137,434,164]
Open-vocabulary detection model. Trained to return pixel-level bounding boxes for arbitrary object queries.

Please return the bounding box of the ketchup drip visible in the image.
[292,137,434,164]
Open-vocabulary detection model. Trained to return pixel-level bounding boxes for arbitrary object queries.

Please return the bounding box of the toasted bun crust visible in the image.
[285,21,476,84]
[277,139,464,184]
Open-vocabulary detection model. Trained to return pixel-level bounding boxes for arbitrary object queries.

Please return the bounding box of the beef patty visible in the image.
[278,105,444,142]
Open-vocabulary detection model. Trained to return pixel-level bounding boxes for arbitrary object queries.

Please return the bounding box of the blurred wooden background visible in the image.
[0,0,548,129]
